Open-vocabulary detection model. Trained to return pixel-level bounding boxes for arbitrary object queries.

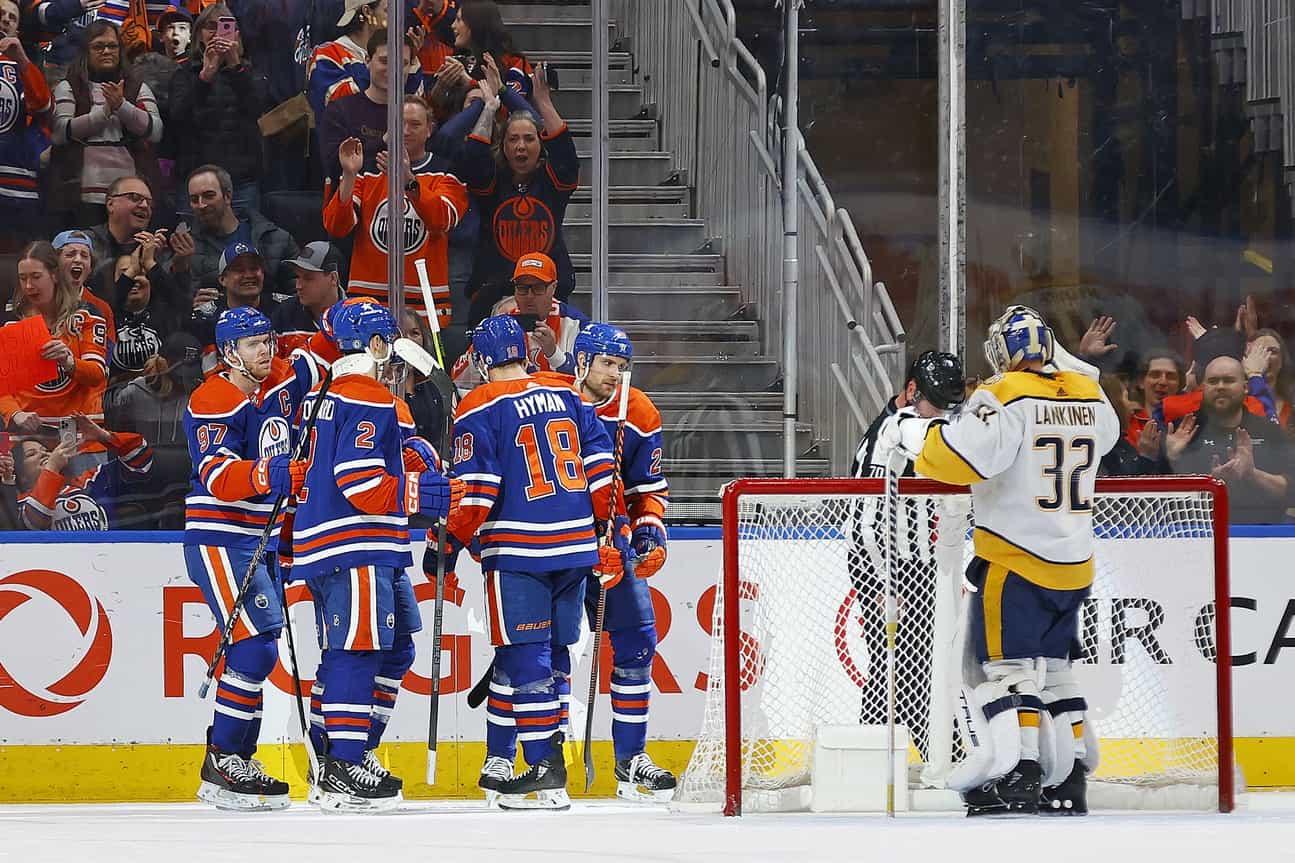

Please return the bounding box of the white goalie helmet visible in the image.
[984,304,1055,375]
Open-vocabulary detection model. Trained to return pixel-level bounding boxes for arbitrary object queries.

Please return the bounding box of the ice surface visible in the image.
[2,795,1294,863]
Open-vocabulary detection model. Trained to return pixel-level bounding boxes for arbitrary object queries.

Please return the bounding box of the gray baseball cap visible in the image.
[284,241,339,273]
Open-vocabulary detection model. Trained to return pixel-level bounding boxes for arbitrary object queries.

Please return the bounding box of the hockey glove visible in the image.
[421,541,464,604]
[593,516,633,589]
[403,435,441,473]
[252,455,307,497]
[630,523,667,578]
[402,471,460,519]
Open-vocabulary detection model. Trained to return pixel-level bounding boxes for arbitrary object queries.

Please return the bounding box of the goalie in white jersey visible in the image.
[887,305,1119,816]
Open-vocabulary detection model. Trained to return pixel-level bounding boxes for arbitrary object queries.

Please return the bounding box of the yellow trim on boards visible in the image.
[2,738,1292,802]
[0,741,696,803]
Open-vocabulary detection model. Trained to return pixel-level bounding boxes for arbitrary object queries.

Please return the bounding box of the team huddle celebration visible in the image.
[0,0,1287,857]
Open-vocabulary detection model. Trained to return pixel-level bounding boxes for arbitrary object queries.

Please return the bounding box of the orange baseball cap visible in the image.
[512,253,558,284]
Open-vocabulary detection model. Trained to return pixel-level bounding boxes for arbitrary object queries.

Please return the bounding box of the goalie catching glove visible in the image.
[593,516,633,589]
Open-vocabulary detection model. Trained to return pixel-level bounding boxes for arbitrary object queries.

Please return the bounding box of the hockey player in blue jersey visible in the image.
[183,307,310,811]
[439,315,623,810]
[569,324,676,801]
[293,300,463,812]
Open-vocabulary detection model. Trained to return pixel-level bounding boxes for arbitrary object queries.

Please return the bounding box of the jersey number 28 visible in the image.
[1034,435,1096,512]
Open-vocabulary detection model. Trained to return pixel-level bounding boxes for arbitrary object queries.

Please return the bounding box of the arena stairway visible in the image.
[505,1,827,522]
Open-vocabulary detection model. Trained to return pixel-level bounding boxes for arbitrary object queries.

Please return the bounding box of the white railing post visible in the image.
[781,0,801,478]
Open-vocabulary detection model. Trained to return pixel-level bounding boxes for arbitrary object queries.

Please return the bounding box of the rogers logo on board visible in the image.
[0,569,113,717]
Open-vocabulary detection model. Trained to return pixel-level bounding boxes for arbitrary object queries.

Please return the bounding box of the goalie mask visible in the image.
[214,307,275,384]
[984,305,1055,375]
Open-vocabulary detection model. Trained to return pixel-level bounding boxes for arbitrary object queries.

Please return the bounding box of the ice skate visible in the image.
[363,749,403,794]
[479,755,514,807]
[963,759,1041,817]
[196,745,289,812]
[316,756,401,813]
[1040,762,1088,816]
[614,752,677,803]
[497,738,570,812]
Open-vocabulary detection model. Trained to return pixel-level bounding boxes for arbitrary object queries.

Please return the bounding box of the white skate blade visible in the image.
[616,781,676,803]
[482,789,502,808]
[498,789,571,811]
[317,789,402,814]
[197,781,290,812]
[306,785,323,807]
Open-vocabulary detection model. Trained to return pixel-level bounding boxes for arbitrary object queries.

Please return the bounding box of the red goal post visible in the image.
[687,476,1233,816]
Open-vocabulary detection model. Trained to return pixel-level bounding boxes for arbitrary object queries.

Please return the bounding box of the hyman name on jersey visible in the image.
[514,390,569,419]
[1034,403,1097,426]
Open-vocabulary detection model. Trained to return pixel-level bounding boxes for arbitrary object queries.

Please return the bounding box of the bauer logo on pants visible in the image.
[0,569,113,717]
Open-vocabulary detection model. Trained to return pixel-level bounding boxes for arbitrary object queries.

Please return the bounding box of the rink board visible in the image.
[1,529,1294,801]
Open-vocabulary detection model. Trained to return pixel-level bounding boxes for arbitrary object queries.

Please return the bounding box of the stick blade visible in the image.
[426,749,437,786]
[583,743,595,792]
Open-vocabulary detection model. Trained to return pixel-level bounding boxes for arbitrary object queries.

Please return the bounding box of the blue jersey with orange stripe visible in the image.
[594,383,668,537]
[183,358,310,550]
[291,373,421,578]
[446,375,615,573]
[20,431,153,530]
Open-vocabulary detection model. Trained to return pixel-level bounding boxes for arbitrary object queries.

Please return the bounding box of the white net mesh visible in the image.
[675,480,1228,812]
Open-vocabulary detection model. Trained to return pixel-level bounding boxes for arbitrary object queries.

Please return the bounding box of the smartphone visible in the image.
[543,63,559,91]
[515,313,540,332]
[175,220,190,237]
[58,418,78,449]
[215,16,237,40]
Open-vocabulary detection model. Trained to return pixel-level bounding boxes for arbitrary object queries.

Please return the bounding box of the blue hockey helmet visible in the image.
[471,315,528,377]
[984,304,1054,375]
[332,299,399,355]
[214,306,274,356]
[574,322,633,366]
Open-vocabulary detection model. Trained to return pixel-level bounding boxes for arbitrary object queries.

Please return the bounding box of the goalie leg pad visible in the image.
[1043,657,1098,776]
[608,623,657,761]
[946,660,1044,792]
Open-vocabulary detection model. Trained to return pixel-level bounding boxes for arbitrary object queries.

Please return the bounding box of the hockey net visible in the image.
[675,477,1234,814]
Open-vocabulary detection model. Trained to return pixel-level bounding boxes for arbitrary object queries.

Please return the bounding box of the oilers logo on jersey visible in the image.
[52,491,109,532]
[258,416,292,459]
[0,69,19,134]
[369,197,429,256]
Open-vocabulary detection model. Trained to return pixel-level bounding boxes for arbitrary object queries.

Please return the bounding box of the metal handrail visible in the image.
[620,0,905,474]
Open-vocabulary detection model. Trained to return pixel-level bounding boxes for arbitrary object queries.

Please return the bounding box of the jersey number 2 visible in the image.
[515,418,585,501]
[1034,435,1096,512]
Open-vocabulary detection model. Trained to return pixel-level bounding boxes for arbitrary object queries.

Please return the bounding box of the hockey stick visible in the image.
[583,369,632,792]
[413,257,447,371]
[423,361,458,785]
[198,369,335,699]
[466,660,494,708]
[277,564,319,780]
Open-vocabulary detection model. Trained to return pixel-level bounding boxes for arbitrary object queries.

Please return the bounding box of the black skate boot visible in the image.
[317,755,400,813]
[197,741,289,812]
[242,753,291,799]
[498,735,570,811]
[479,755,514,806]
[1040,762,1088,816]
[363,750,404,795]
[615,752,677,803]
[964,759,1042,817]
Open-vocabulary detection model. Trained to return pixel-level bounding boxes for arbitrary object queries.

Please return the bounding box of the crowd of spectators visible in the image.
[1075,305,1295,524]
[0,0,588,530]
